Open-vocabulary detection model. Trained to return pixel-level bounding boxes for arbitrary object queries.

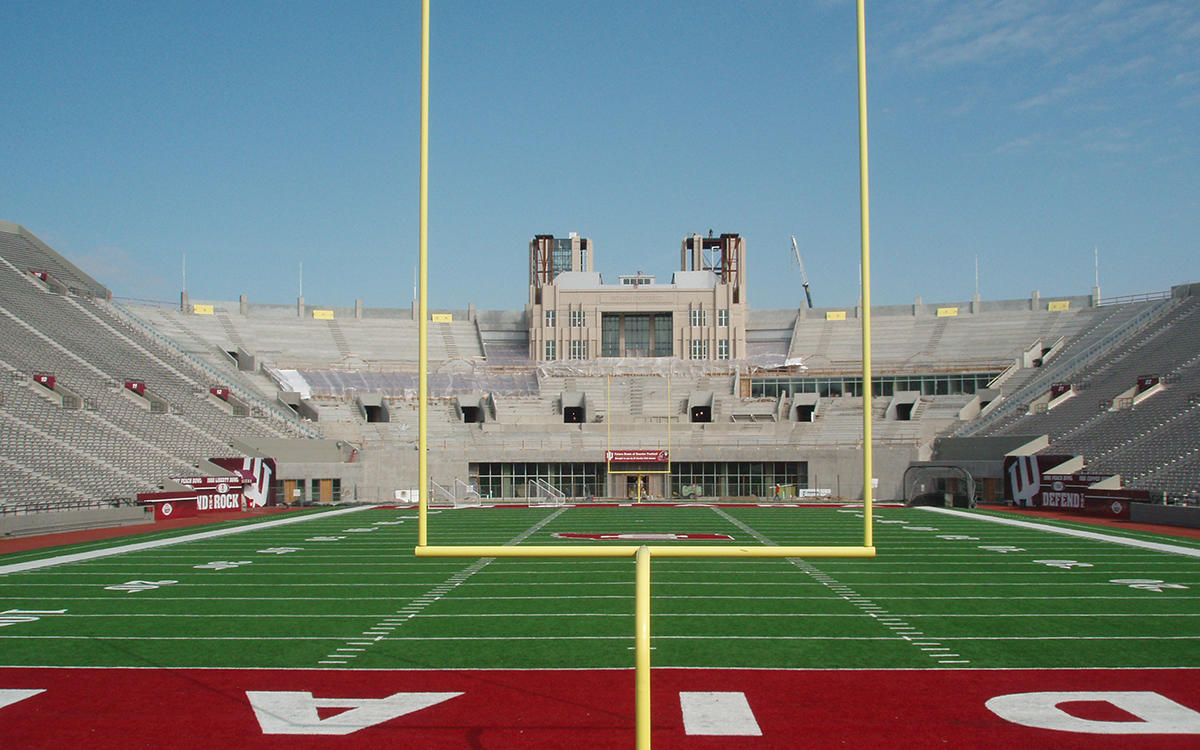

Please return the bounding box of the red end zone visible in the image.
[2,667,1198,748]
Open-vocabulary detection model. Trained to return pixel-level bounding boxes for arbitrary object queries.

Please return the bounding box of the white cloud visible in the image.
[70,245,173,301]
[995,133,1042,154]
[888,1,1200,71]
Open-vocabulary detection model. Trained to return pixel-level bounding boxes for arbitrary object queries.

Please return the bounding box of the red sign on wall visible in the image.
[125,381,146,395]
[1003,456,1145,517]
[169,474,245,513]
[209,457,276,508]
[34,374,56,390]
[605,450,669,463]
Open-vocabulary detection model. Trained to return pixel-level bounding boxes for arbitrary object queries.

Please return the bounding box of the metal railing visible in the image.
[527,478,567,506]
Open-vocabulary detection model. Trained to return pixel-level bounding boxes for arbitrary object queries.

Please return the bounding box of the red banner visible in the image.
[136,490,199,520]
[1004,457,1145,517]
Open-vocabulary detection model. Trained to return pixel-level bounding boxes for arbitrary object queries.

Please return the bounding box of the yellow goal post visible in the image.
[412,2,877,747]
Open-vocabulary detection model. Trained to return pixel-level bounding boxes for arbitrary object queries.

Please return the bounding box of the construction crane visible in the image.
[790,235,814,308]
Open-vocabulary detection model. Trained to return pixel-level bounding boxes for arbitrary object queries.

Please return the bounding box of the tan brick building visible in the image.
[527,232,748,362]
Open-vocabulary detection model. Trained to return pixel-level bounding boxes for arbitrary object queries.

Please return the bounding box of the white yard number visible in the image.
[104,580,178,593]
[1110,578,1189,593]
[979,545,1027,553]
[0,609,67,628]
[194,560,253,570]
[1033,559,1094,569]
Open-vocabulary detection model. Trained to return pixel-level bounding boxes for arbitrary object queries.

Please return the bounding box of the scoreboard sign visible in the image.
[605,450,669,463]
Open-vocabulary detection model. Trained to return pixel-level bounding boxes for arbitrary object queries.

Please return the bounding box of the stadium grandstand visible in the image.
[2,219,1197,534]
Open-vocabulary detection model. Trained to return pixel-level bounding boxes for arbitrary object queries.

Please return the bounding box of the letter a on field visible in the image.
[247,690,463,735]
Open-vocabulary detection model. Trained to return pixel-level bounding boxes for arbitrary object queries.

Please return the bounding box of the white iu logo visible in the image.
[1007,455,1042,506]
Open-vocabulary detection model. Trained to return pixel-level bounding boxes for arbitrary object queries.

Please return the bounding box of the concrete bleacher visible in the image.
[142,302,486,368]
[957,299,1172,436]
[788,302,1096,371]
[0,226,316,508]
[0,220,109,298]
[958,293,1200,498]
[9,217,1196,507]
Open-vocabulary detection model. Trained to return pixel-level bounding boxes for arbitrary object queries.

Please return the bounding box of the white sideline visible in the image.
[918,507,1200,559]
[0,506,375,575]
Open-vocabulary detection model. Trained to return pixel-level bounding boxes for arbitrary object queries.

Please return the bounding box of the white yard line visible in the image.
[7,633,1200,643]
[316,507,569,665]
[0,506,374,575]
[919,507,1200,558]
[708,506,969,665]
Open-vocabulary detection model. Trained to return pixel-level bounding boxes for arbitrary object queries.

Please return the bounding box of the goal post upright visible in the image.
[856,0,874,545]
[416,0,430,547]
[635,546,651,749]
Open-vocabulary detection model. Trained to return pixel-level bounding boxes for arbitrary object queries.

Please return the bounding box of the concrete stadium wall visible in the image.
[1,506,153,538]
[1131,503,1200,529]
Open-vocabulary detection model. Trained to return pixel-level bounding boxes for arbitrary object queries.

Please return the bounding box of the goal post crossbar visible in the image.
[414,544,876,559]
[414,541,875,750]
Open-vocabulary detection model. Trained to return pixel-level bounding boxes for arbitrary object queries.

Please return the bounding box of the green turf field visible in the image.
[1,505,1198,672]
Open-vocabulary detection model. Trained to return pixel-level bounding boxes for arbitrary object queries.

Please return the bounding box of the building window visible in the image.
[689,308,706,327]
[579,247,588,270]
[570,309,586,328]
[602,315,620,357]
[690,340,708,359]
[654,314,673,357]
[670,461,806,500]
[624,314,651,357]
[717,340,729,360]
[570,340,588,360]
[544,340,556,361]
[552,238,572,277]
[545,310,556,328]
[717,309,729,327]
[747,371,1002,398]
[472,462,605,500]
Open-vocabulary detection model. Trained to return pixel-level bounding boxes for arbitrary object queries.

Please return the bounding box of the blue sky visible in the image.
[2,1,1197,311]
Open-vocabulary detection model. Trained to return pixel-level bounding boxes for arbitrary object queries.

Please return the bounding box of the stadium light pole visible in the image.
[417,0,431,546]
[856,0,874,544]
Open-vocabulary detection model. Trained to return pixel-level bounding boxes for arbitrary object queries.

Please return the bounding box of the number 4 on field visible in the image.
[1033,559,1093,569]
